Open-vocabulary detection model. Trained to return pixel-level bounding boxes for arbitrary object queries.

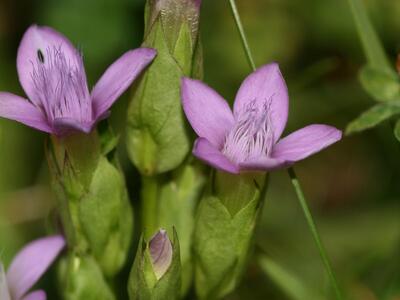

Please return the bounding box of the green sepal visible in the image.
[214,171,264,216]
[193,171,266,300]
[128,229,181,300]
[79,155,133,277]
[47,130,133,277]
[127,19,190,175]
[345,102,400,135]
[394,119,400,142]
[51,131,101,188]
[97,120,120,156]
[194,194,262,300]
[359,65,400,102]
[58,254,115,300]
[191,37,204,79]
[144,0,201,51]
[127,0,202,175]
[174,23,194,75]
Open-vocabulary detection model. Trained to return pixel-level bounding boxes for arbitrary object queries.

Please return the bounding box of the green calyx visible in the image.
[47,129,133,277]
[193,171,268,299]
[127,0,202,175]
[58,254,115,300]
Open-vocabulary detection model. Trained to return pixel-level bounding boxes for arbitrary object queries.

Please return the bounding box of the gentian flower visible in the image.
[0,25,156,136]
[0,235,65,300]
[181,63,342,174]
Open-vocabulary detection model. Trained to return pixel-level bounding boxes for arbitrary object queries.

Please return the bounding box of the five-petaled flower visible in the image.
[181,63,342,174]
[0,235,65,300]
[0,25,156,136]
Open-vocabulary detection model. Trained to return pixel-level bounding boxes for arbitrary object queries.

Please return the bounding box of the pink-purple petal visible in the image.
[181,78,234,148]
[272,124,342,162]
[233,63,289,143]
[149,229,173,280]
[193,138,239,174]
[21,290,46,300]
[0,92,52,133]
[239,157,288,171]
[6,235,65,300]
[91,48,157,120]
[17,25,80,103]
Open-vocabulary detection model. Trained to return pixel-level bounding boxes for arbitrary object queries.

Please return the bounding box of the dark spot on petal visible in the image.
[37,49,45,63]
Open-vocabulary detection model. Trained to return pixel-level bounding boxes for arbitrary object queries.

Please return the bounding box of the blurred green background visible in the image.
[0,0,399,299]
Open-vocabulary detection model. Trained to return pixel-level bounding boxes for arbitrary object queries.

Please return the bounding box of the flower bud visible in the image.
[141,164,204,295]
[193,171,267,299]
[47,128,133,277]
[58,254,115,300]
[149,230,173,280]
[128,229,181,300]
[127,0,203,175]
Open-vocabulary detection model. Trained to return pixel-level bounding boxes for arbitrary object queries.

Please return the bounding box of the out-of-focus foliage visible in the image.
[346,0,400,137]
[0,0,399,299]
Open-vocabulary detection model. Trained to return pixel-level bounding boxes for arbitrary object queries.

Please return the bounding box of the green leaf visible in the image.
[346,103,400,135]
[347,0,394,74]
[394,119,400,142]
[359,66,400,102]
[258,256,323,300]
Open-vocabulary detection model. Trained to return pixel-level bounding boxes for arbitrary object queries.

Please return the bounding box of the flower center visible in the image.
[31,46,91,125]
[222,99,274,164]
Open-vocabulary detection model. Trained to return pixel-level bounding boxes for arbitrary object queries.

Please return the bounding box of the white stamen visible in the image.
[222,99,274,164]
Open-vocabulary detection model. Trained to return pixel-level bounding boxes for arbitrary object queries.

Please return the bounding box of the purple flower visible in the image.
[0,25,156,136]
[181,63,342,174]
[1,235,65,300]
[149,229,173,280]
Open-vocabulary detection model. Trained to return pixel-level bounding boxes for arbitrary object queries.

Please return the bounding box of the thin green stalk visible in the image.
[228,0,256,71]
[141,176,159,238]
[227,0,343,298]
[288,168,343,300]
[347,0,393,73]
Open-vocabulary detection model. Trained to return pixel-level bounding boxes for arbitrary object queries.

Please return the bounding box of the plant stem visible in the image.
[228,0,256,71]
[288,168,343,300]
[141,176,159,239]
[227,0,343,298]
